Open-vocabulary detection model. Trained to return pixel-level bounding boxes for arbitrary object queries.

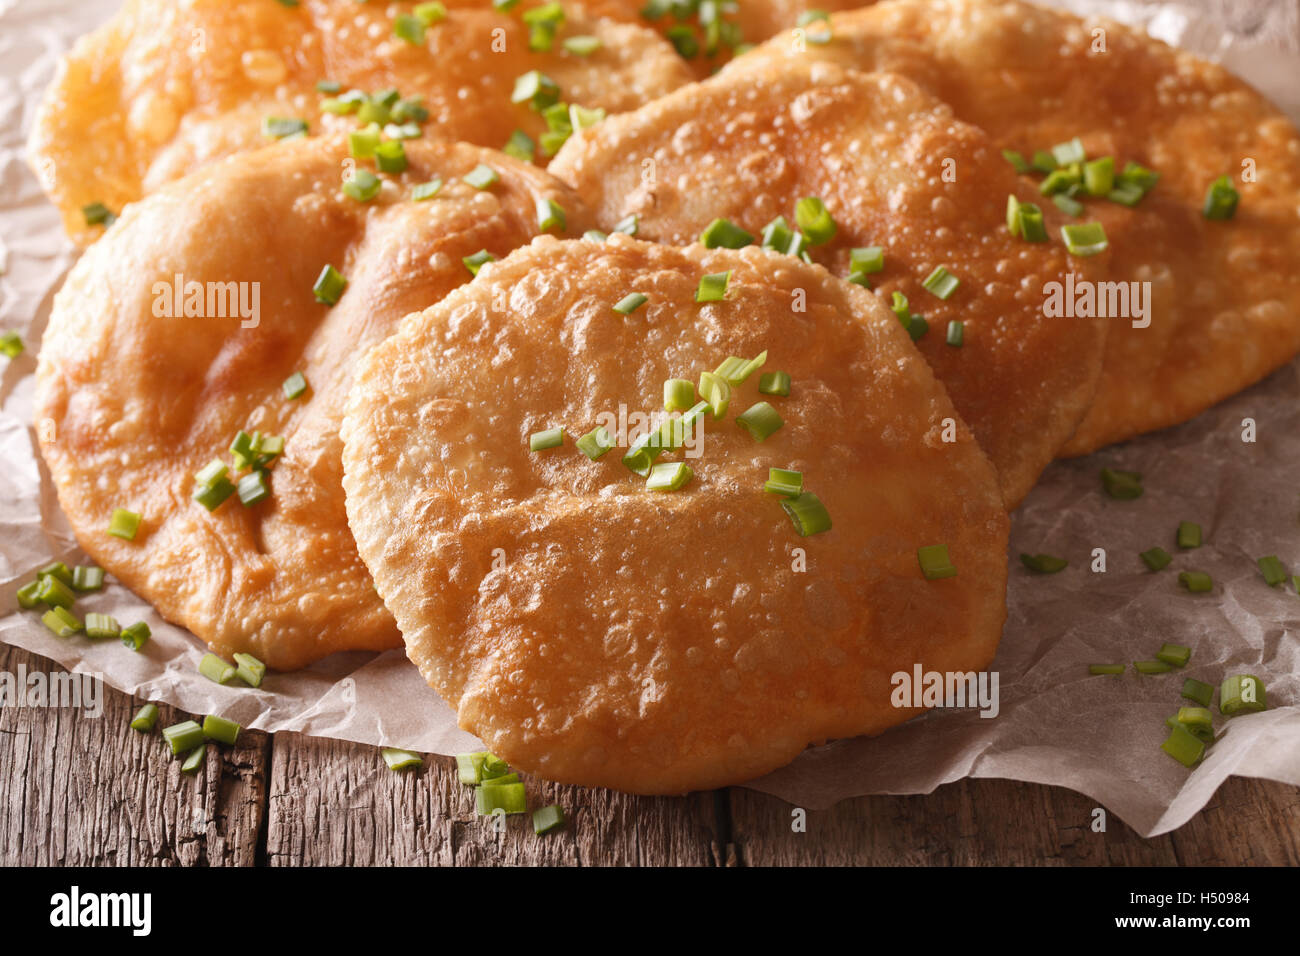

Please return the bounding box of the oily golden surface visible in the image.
[550,61,1108,506]
[36,136,590,670]
[342,235,1009,793]
[727,0,1300,455]
[28,0,690,246]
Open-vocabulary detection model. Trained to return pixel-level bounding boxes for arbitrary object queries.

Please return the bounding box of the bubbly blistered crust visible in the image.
[550,61,1108,506]
[727,0,1300,455]
[342,235,1009,793]
[35,136,591,669]
[28,0,690,246]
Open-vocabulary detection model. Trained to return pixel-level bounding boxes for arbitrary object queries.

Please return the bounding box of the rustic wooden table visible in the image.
[3,0,1299,868]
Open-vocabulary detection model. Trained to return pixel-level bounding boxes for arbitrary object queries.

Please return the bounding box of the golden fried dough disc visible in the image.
[341,234,1009,793]
[550,61,1108,506]
[36,135,591,670]
[727,0,1300,455]
[28,0,690,246]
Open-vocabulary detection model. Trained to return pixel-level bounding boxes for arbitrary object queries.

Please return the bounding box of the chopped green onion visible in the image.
[945,320,964,347]
[480,773,520,787]
[696,271,731,303]
[121,621,151,651]
[82,202,116,226]
[321,90,365,115]
[162,720,205,756]
[1051,138,1086,166]
[348,124,382,159]
[42,606,82,638]
[736,402,782,442]
[760,216,794,252]
[1181,678,1214,708]
[700,218,754,249]
[612,214,638,236]
[1040,167,1081,197]
[1160,723,1205,768]
[921,265,960,300]
[463,164,499,190]
[1061,222,1108,257]
[1178,571,1213,593]
[1002,149,1030,173]
[1177,705,1213,734]
[199,653,236,685]
[1156,643,1191,668]
[480,753,510,780]
[782,492,832,537]
[381,747,423,770]
[1020,553,1068,574]
[261,116,308,139]
[1140,547,1172,571]
[85,612,120,640]
[612,292,648,315]
[1083,156,1114,196]
[1134,659,1173,674]
[282,371,308,400]
[202,715,241,745]
[475,782,528,815]
[794,196,836,246]
[375,139,408,174]
[1202,175,1239,220]
[463,249,495,275]
[393,13,427,44]
[1257,555,1287,587]
[312,264,348,305]
[576,426,614,460]
[38,561,74,585]
[511,70,560,110]
[536,197,566,233]
[1010,198,1047,242]
[698,371,730,419]
[342,168,382,202]
[233,652,266,688]
[1088,664,1125,675]
[180,744,207,775]
[529,427,564,451]
[316,79,341,94]
[130,704,159,732]
[758,370,790,396]
[502,129,536,162]
[416,3,447,24]
[763,468,803,498]
[193,474,236,512]
[665,24,698,57]
[714,351,767,386]
[664,378,695,413]
[0,332,24,359]
[532,805,565,834]
[916,544,956,580]
[1106,182,1146,207]
[411,178,443,201]
[16,581,42,609]
[1100,467,1142,500]
[108,508,142,540]
[1219,674,1266,716]
[1176,521,1202,549]
[1030,150,1058,174]
[36,574,77,610]
[1119,161,1160,194]
[1052,193,1083,217]
[237,471,270,507]
[849,246,883,275]
[563,35,601,55]
[568,105,605,131]
[456,752,488,785]
[646,461,693,492]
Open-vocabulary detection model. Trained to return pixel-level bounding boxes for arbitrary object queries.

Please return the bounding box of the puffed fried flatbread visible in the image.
[342,234,1009,793]
[28,0,689,246]
[727,0,1300,455]
[36,135,591,669]
[550,61,1108,506]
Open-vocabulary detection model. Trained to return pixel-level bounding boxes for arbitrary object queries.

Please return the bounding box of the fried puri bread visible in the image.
[549,61,1108,507]
[35,135,591,670]
[28,0,690,246]
[341,234,1009,793]
[727,0,1300,455]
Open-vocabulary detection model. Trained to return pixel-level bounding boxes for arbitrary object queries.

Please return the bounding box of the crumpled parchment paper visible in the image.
[1,0,1297,837]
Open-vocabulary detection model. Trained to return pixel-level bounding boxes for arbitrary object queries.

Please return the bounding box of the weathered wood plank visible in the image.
[0,643,268,866]
[264,732,725,866]
[727,776,1300,866]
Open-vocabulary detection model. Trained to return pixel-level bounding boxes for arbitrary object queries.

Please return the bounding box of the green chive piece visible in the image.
[475,782,527,815]
[529,427,564,451]
[698,371,731,419]
[41,606,82,637]
[1176,521,1202,549]
[621,433,660,476]
[342,168,382,203]
[130,704,159,732]
[85,612,120,640]
[760,215,794,251]
[348,124,382,159]
[736,401,783,442]
[1014,200,1048,242]
[313,264,347,304]
[532,804,565,835]
[906,315,929,341]
[1083,156,1114,196]
[233,652,266,688]
[1088,664,1126,676]
[696,271,731,303]
[37,561,74,585]
[576,426,614,460]
[1257,555,1288,587]
[1156,643,1192,668]
[502,129,536,162]
[261,116,308,139]
[1020,553,1068,574]
[714,351,767,386]
[108,508,142,540]
[1176,706,1214,737]
[463,249,495,275]
[162,720,205,756]
[180,744,207,775]
[583,229,607,242]
[1061,222,1108,257]
[916,544,956,580]
[536,197,566,233]
[375,139,408,174]
[612,214,638,236]
[71,565,103,591]
[1100,467,1143,500]
[1181,678,1214,708]
[416,3,447,24]
[849,246,884,275]
[1134,659,1173,675]
[199,653,236,685]
[1030,150,1058,174]
[393,13,427,44]
[646,461,693,492]
[282,371,308,400]
[700,218,754,249]
[758,370,790,396]
[1140,547,1172,571]
[1052,193,1084,217]
[381,747,422,770]
[568,104,605,131]
[193,474,236,512]
[237,471,270,507]
[794,196,836,246]
[1051,138,1086,166]
[121,621,151,651]
[316,79,341,94]
[1219,674,1267,716]
[82,202,116,226]
[1202,175,1239,221]
[411,178,443,201]
[563,34,601,55]
[1107,182,1146,207]
[1002,149,1030,173]
[16,581,43,609]
[463,164,499,190]
[456,752,487,785]
[0,332,24,359]
[36,574,77,610]
[202,715,241,745]
[663,378,695,413]
[782,492,832,537]
[945,320,964,347]
[480,753,510,780]
[1178,571,1213,593]
[763,468,803,498]
[612,292,648,314]
[511,70,560,110]
[1119,161,1160,194]
[480,773,520,787]
[1160,723,1205,768]
[1040,167,1081,197]
[665,24,699,57]
[921,265,960,300]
